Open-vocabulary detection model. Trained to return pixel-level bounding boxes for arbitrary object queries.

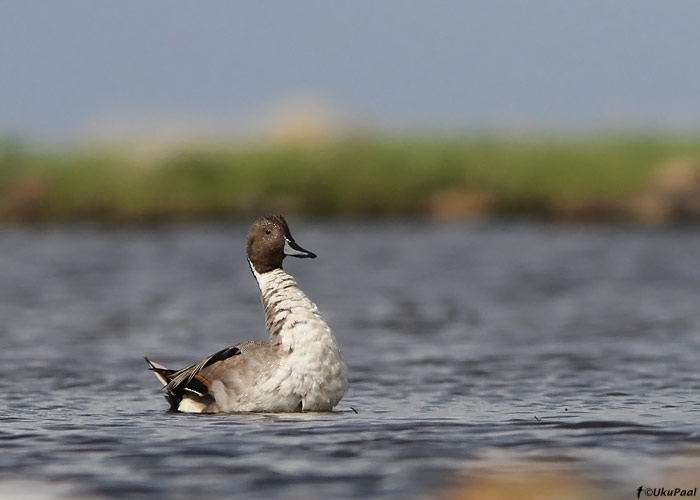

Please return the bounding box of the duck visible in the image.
[144,215,348,413]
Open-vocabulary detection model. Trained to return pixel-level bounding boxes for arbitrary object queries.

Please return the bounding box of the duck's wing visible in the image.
[144,345,242,410]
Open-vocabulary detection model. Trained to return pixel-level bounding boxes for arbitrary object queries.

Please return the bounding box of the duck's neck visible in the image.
[250,264,330,347]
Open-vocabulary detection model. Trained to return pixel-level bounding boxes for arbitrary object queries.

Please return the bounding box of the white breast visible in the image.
[253,267,348,410]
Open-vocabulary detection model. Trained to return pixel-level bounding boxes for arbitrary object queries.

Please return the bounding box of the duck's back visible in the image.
[198,341,300,412]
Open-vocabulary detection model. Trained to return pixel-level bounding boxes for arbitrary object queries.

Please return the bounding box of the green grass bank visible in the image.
[2,135,700,224]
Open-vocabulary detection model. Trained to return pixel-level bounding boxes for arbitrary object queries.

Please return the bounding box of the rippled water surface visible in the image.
[1,222,700,499]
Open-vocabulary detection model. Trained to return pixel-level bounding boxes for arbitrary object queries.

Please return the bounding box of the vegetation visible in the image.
[1,134,700,224]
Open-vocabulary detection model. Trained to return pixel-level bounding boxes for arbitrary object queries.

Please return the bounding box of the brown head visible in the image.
[246,215,316,274]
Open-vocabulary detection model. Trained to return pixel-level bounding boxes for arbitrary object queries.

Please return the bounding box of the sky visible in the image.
[2,1,700,143]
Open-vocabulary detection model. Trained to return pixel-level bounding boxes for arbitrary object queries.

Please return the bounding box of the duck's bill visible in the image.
[284,237,317,259]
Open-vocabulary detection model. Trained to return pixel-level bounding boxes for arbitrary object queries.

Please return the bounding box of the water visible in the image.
[1,222,700,499]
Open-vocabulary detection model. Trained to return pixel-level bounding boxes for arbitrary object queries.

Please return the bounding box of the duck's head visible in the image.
[246,215,316,274]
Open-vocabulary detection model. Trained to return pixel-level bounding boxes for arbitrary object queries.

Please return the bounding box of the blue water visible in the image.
[1,222,699,499]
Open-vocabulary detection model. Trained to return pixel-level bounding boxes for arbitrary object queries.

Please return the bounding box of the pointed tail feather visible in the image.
[144,346,241,412]
[144,356,175,387]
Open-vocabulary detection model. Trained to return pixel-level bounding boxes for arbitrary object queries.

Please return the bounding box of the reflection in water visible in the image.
[1,222,700,499]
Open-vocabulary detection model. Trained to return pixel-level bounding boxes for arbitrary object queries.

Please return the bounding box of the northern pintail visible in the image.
[145,215,348,413]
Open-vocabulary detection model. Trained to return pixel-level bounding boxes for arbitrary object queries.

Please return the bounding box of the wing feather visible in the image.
[145,346,242,411]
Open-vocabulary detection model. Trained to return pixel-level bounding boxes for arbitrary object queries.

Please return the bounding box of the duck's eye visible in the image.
[265,229,271,235]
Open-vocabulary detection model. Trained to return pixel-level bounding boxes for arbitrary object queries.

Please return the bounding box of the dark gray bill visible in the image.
[284,237,317,259]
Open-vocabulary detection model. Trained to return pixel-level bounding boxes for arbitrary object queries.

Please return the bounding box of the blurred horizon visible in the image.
[3,1,700,225]
[3,1,700,146]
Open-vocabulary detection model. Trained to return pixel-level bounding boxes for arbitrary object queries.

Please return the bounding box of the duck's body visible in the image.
[145,216,347,413]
